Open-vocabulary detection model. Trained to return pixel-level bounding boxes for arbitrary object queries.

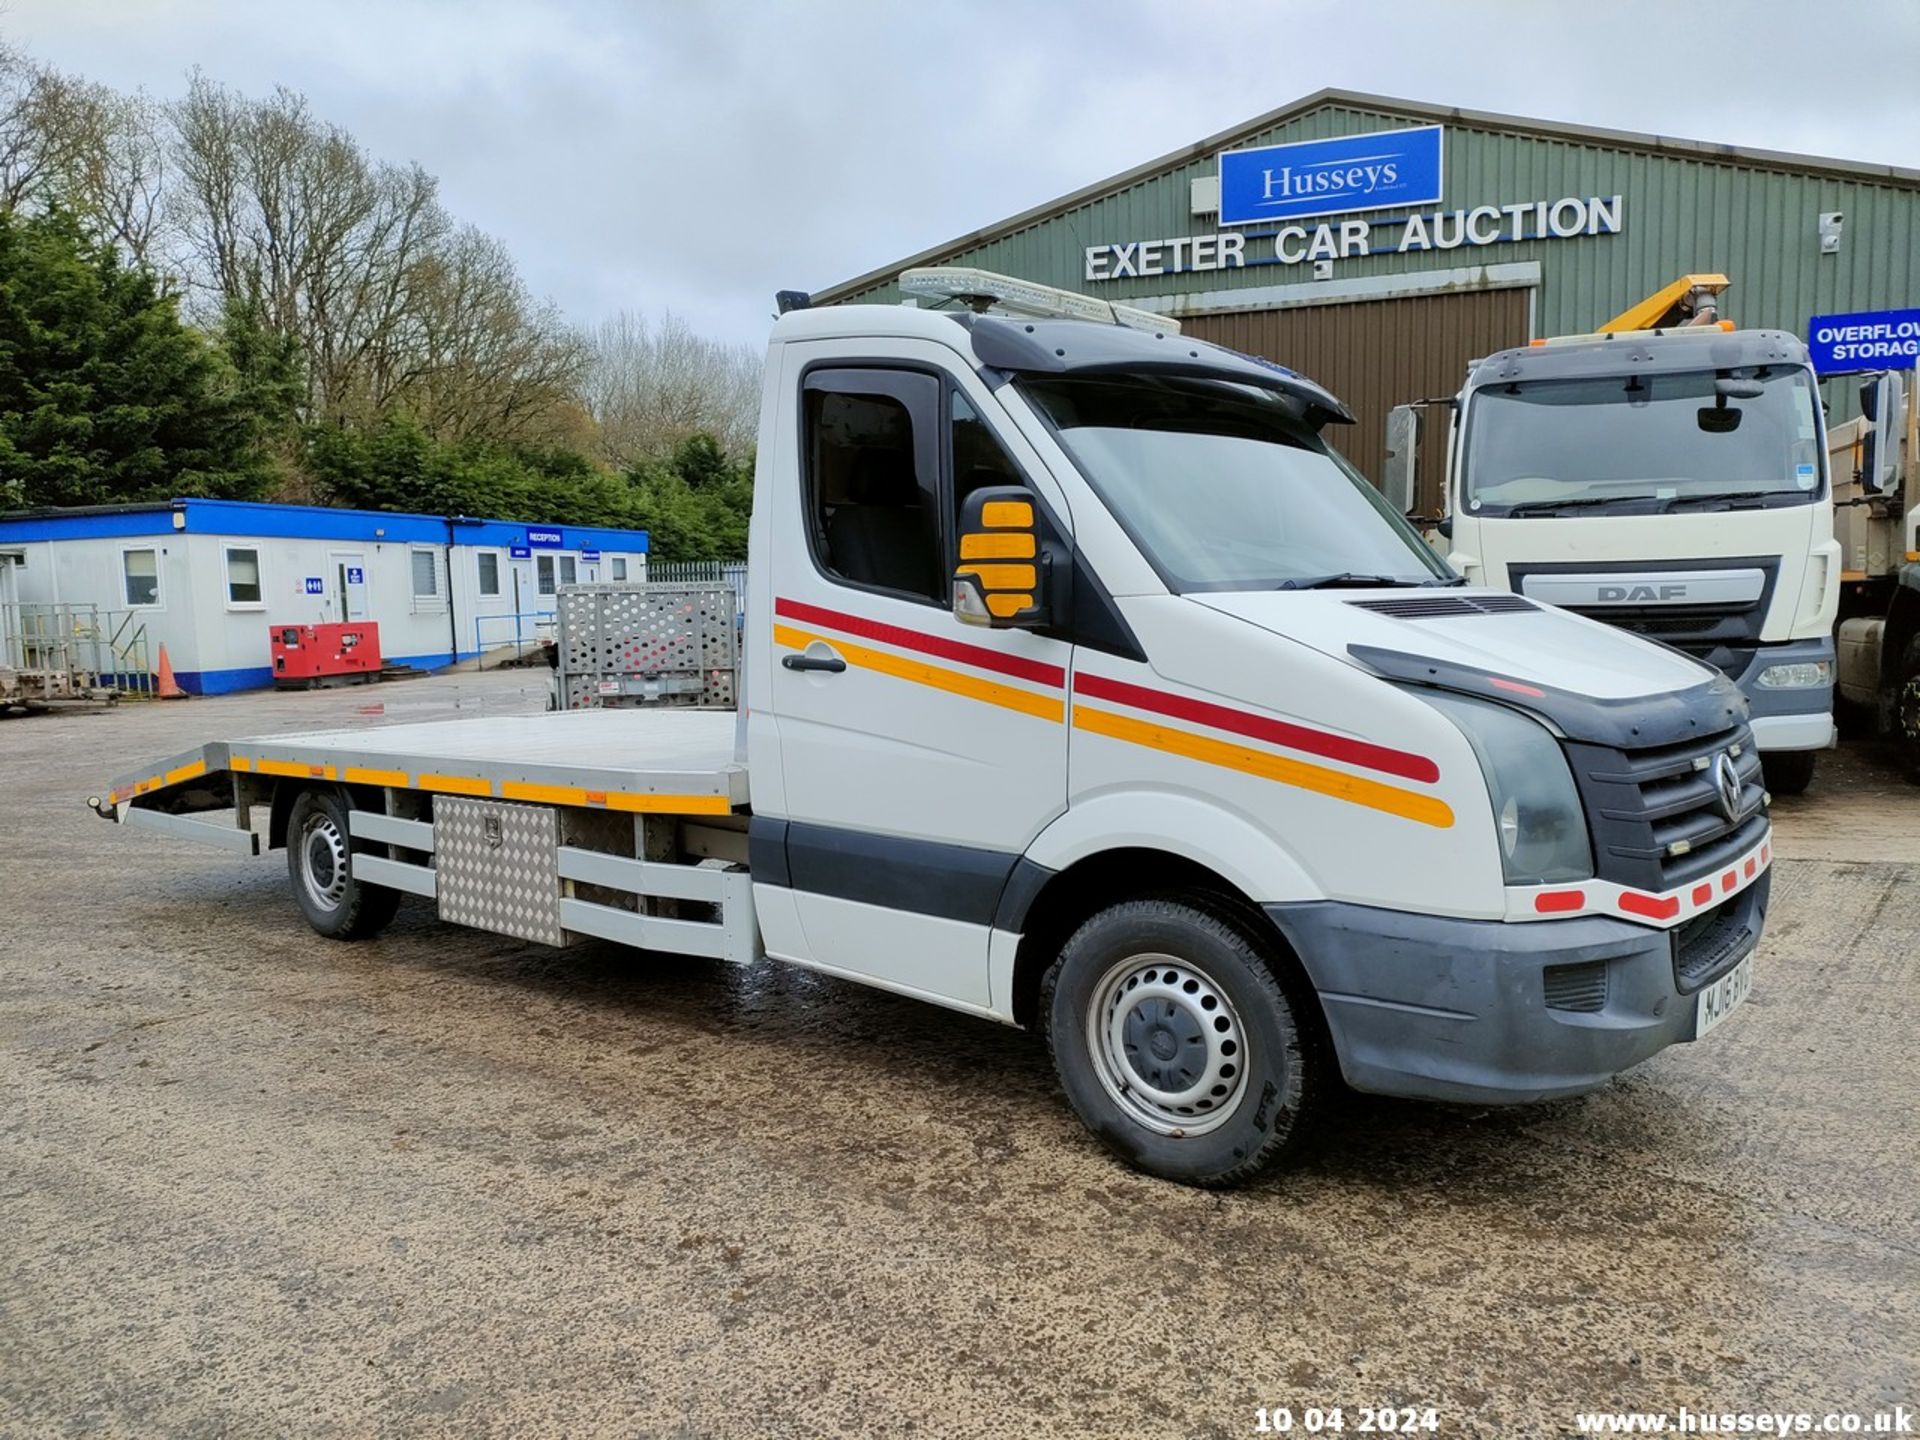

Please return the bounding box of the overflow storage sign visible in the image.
[1807,309,1920,375]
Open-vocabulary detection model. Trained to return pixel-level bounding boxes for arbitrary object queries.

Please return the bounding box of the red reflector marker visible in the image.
[1619,891,1681,920]
[1533,890,1585,914]
[1691,884,1713,906]
[1744,857,1756,878]
[1490,676,1546,698]
[1721,871,1738,892]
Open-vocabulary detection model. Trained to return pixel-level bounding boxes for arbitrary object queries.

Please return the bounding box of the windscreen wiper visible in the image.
[1659,490,1801,512]
[1278,573,1433,590]
[1499,496,1634,517]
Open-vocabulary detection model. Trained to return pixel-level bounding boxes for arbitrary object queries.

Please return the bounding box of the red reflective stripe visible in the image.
[1533,890,1585,914]
[774,597,1065,689]
[1073,671,1440,783]
[1691,883,1713,906]
[1619,891,1680,920]
[1489,676,1546,698]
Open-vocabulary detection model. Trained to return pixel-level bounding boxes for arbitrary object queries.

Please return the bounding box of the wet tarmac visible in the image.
[2,672,1914,1437]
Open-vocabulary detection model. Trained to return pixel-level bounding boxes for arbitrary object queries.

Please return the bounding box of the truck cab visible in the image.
[99,271,1775,1187]
[1430,322,1839,795]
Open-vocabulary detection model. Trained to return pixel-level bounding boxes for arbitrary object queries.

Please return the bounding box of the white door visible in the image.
[763,344,1073,1009]
[330,551,369,622]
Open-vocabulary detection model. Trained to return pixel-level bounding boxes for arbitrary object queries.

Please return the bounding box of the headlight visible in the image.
[1755,660,1833,689]
[1414,690,1592,885]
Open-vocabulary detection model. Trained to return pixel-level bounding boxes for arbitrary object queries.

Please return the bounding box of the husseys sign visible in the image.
[1083,123,1626,283]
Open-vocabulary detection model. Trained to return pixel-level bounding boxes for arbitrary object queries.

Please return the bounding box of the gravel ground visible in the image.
[1,671,1914,1438]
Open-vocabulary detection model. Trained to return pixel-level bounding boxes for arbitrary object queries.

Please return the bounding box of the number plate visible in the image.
[1694,953,1753,1039]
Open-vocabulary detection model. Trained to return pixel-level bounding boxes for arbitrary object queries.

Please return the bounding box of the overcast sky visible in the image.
[8,0,1918,348]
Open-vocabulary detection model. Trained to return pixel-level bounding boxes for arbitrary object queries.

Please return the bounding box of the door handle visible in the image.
[782,654,847,674]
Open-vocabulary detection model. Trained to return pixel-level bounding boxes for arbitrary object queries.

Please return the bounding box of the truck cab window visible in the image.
[951,391,1029,512]
[804,371,941,602]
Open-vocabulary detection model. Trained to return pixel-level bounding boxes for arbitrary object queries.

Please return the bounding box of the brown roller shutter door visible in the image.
[1181,287,1531,514]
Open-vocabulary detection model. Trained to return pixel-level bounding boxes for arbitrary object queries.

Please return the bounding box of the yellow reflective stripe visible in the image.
[774,623,1063,723]
[255,758,337,781]
[164,759,207,786]
[420,772,492,797]
[498,779,731,814]
[343,766,409,787]
[957,562,1037,590]
[986,593,1034,617]
[1073,704,1454,829]
[981,500,1033,528]
[960,531,1035,560]
[229,755,252,772]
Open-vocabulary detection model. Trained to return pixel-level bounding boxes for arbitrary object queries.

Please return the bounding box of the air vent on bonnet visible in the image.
[1347,594,1539,619]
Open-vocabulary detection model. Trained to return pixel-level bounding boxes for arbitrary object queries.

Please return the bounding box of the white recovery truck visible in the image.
[96,269,1773,1187]
[1388,277,1840,796]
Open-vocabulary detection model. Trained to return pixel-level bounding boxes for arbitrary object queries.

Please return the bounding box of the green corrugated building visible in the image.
[815,89,1920,484]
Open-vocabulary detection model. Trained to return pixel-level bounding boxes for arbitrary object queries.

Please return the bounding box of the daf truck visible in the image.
[1387,277,1840,795]
[94,269,1772,1187]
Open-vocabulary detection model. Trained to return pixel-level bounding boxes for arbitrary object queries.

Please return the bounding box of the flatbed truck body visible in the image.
[99,271,1772,1186]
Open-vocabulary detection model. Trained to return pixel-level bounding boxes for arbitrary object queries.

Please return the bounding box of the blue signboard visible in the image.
[1218,125,1444,226]
[581,547,601,562]
[509,543,531,559]
[526,527,563,549]
[1807,308,1920,376]
[303,577,324,595]
[345,566,364,585]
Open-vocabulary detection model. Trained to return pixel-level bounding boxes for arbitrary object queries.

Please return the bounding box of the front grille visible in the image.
[1566,722,1768,892]
[1544,959,1609,1012]
[1672,896,1757,994]
[1349,593,1538,619]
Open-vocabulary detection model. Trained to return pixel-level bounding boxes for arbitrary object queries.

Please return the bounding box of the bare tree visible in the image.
[583,309,761,465]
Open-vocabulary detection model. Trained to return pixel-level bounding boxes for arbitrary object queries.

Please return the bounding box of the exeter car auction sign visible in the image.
[1806,308,1920,376]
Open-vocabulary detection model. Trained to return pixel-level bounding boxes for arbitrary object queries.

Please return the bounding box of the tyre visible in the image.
[1760,749,1817,797]
[1897,638,1920,783]
[1041,897,1323,1187]
[286,788,402,940]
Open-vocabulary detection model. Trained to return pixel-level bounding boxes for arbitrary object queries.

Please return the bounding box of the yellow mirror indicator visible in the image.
[986,593,1035,618]
[960,531,1036,560]
[981,500,1033,529]
[958,562,1037,590]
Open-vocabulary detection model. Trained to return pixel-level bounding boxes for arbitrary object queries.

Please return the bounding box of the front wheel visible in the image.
[1042,898,1323,1187]
[1760,749,1817,797]
[286,788,402,939]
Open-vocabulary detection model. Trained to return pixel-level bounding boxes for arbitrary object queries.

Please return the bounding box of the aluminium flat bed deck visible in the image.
[107,708,748,815]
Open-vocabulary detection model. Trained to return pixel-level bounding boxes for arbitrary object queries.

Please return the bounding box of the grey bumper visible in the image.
[1731,636,1834,751]
[1267,873,1768,1105]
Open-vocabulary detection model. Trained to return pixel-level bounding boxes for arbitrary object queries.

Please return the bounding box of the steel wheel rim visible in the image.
[1085,951,1249,1138]
[300,813,349,912]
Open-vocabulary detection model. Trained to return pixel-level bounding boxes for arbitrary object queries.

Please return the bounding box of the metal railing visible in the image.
[1,602,154,702]
[643,560,748,605]
[472,608,558,663]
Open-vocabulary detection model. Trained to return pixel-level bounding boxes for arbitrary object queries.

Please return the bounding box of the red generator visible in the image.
[271,622,383,688]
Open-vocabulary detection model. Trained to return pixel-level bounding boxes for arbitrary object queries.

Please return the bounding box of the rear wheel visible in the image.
[1042,897,1322,1187]
[1760,750,1817,797]
[286,788,401,939]
[1897,637,1920,782]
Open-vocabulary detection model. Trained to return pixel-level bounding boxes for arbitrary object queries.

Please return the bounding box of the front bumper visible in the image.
[1267,871,1768,1105]
[1733,637,1835,752]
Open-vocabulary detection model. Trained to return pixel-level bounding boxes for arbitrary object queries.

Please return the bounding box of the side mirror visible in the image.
[953,486,1048,628]
[1861,370,1908,495]
[1382,404,1421,515]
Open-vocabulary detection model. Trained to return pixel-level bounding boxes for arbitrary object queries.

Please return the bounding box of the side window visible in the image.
[536,554,556,596]
[558,555,578,587]
[803,368,942,603]
[950,391,1031,558]
[122,547,160,607]
[611,557,628,582]
[476,552,500,597]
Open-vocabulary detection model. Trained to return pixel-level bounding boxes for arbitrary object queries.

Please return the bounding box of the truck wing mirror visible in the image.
[1382,404,1421,515]
[1860,370,1908,495]
[953,486,1050,628]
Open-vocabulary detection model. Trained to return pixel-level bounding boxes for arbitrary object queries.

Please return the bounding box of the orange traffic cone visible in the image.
[155,644,186,700]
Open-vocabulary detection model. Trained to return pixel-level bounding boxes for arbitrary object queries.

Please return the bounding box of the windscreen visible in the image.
[1020,375,1453,592]
[1463,365,1823,516]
